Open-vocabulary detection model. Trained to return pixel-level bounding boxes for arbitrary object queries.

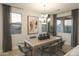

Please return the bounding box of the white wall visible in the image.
[0,4,3,52]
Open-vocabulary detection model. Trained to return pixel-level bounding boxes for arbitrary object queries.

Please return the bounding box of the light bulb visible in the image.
[44,14,48,18]
[47,18,51,22]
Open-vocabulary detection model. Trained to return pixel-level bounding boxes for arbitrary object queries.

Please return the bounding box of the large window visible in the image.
[10,13,22,34]
[64,20,72,33]
[56,20,63,32]
[56,16,72,33]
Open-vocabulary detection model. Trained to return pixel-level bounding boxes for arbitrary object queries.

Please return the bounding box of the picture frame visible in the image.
[27,16,39,34]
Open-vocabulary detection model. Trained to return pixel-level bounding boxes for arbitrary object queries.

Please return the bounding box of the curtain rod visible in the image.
[2,4,23,10]
[11,5,23,10]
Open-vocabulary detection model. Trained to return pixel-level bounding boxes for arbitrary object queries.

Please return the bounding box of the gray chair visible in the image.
[39,36,63,56]
[40,42,58,56]
[56,36,62,41]
[57,40,65,49]
[17,42,32,56]
[56,40,65,55]
[47,40,65,56]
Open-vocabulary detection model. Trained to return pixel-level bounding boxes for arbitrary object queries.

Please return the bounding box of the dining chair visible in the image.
[56,36,62,41]
[17,42,32,56]
[40,42,58,56]
[56,40,65,54]
[39,36,63,56]
[58,40,65,49]
[47,40,65,56]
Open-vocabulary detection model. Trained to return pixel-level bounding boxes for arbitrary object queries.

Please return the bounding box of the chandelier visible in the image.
[39,4,51,24]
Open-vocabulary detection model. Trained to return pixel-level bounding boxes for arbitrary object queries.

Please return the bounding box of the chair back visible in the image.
[58,40,65,47]
[18,45,23,52]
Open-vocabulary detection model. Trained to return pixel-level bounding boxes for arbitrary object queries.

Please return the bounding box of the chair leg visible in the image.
[55,47,59,56]
[41,49,43,56]
[39,48,43,56]
[31,51,32,56]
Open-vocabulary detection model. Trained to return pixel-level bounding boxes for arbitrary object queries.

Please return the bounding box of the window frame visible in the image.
[56,15,72,33]
[56,19,63,33]
[64,19,72,33]
[10,12,22,34]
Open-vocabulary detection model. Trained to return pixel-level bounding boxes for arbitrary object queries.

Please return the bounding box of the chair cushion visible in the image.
[21,47,30,53]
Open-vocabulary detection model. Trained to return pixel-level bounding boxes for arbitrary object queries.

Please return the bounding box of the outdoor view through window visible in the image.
[10,13,22,34]
[56,19,72,33]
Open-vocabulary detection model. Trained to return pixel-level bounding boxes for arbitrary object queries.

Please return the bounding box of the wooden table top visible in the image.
[25,36,61,48]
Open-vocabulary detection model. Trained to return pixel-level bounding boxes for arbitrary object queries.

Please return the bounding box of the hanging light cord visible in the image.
[43,4,46,14]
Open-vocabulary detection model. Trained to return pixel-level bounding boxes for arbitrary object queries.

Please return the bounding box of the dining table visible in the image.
[25,36,61,56]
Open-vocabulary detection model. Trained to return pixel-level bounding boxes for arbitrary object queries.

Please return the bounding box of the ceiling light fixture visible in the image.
[40,4,49,24]
[41,4,48,18]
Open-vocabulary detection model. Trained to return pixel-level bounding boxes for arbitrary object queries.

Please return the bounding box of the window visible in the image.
[56,20,63,32]
[64,20,72,33]
[42,24,48,32]
[56,16,72,33]
[10,13,22,34]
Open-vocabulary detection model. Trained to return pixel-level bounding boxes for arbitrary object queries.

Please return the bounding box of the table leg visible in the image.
[32,47,36,56]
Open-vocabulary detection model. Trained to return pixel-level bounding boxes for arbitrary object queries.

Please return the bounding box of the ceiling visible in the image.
[6,3,79,14]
